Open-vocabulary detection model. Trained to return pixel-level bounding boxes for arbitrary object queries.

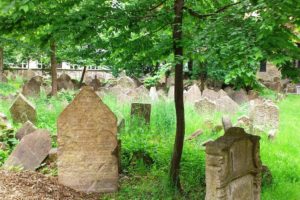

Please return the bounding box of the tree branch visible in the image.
[184,1,241,19]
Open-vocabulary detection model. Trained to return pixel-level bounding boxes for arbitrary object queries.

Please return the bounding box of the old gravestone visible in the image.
[57,86,118,193]
[15,120,37,140]
[4,130,51,170]
[205,127,262,200]
[185,84,202,104]
[194,97,217,114]
[149,87,159,101]
[89,75,102,91]
[22,78,41,97]
[131,103,151,124]
[9,94,37,124]
[249,100,279,133]
[57,73,74,91]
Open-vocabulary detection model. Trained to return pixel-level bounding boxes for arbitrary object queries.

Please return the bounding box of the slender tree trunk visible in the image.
[50,40,58,96]
[79,66,87,87]
[170,0,185,191]
[0,47,3,78]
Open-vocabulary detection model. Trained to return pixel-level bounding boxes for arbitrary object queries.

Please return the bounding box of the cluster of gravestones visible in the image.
[2,86,265,199]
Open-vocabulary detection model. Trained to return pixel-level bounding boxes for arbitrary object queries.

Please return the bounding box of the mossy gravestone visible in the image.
[9,94,37,124]
[205,127,262,200]
[57,86,118,193]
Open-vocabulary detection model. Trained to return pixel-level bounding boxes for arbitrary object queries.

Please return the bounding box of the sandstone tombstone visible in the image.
[89,76,102,91]
[117,76,136,89]
[185,84,201,104]
[217,89,228,98]
[149,87,159,101]
[57,86,118,193]
[15,121,37,140]
[57,73,74,91]
[4,130,51,170]
[205,127,262,200]
[202,89,219,101]
[195,97,217,114]
[216,95,239,114]
[0,74,8,82]
[131,103,151,124]
[249,100,279,133]
[231,89,249,105]
[22,78,41,97]
[222,115,232,132]
[9,94,37,124]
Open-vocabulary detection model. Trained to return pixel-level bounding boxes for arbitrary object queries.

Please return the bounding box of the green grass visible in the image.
[0,78,300,199]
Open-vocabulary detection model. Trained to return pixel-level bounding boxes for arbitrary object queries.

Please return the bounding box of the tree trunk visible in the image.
[170,0,185,191]
[50,40,58,96]
[0,47,3,78]
[79,66,87,87]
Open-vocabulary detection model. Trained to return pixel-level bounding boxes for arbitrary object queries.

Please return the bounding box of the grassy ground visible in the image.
[0,78,300,199]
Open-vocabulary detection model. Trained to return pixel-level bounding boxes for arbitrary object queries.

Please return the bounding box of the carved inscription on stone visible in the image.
[57,86,118,193]
[205,127,261,200]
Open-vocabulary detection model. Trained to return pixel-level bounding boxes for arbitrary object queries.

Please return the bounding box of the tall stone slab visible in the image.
[9,94,37,124]
[205,127,261,200]
[57,86,118,193]
[4,130,51,170]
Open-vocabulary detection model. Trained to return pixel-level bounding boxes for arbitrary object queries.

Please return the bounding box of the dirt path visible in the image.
[0,170,100,200]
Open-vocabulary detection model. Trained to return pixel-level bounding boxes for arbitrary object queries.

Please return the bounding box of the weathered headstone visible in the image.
[89,75,102,91]
[195,97,217,114]
[57,73,74,91]
[202,89,219,102]
[205,127,262,200]
[222,115,232,132]
[57,86,118,193]
[185,84,201,104]
[231,89,249,105]
[9,94,37,124]
[22,78,41,97]
[149,87,159,101]
[117,76,136,89]
[216,95,239,114]
[249,100,279,133]
[15,121,37,140]
[131,103,151,124]
[4,130,51,170]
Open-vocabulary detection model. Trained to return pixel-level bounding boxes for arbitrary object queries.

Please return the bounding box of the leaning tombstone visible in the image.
[9,94,37,124]
[15,120,37,140]
[205,127,262,200]
[131,103,151,124]
[4,129,51,170]
[57,86,118,193]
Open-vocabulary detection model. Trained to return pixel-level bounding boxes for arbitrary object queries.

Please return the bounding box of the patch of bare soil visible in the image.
[0,170,100,200]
